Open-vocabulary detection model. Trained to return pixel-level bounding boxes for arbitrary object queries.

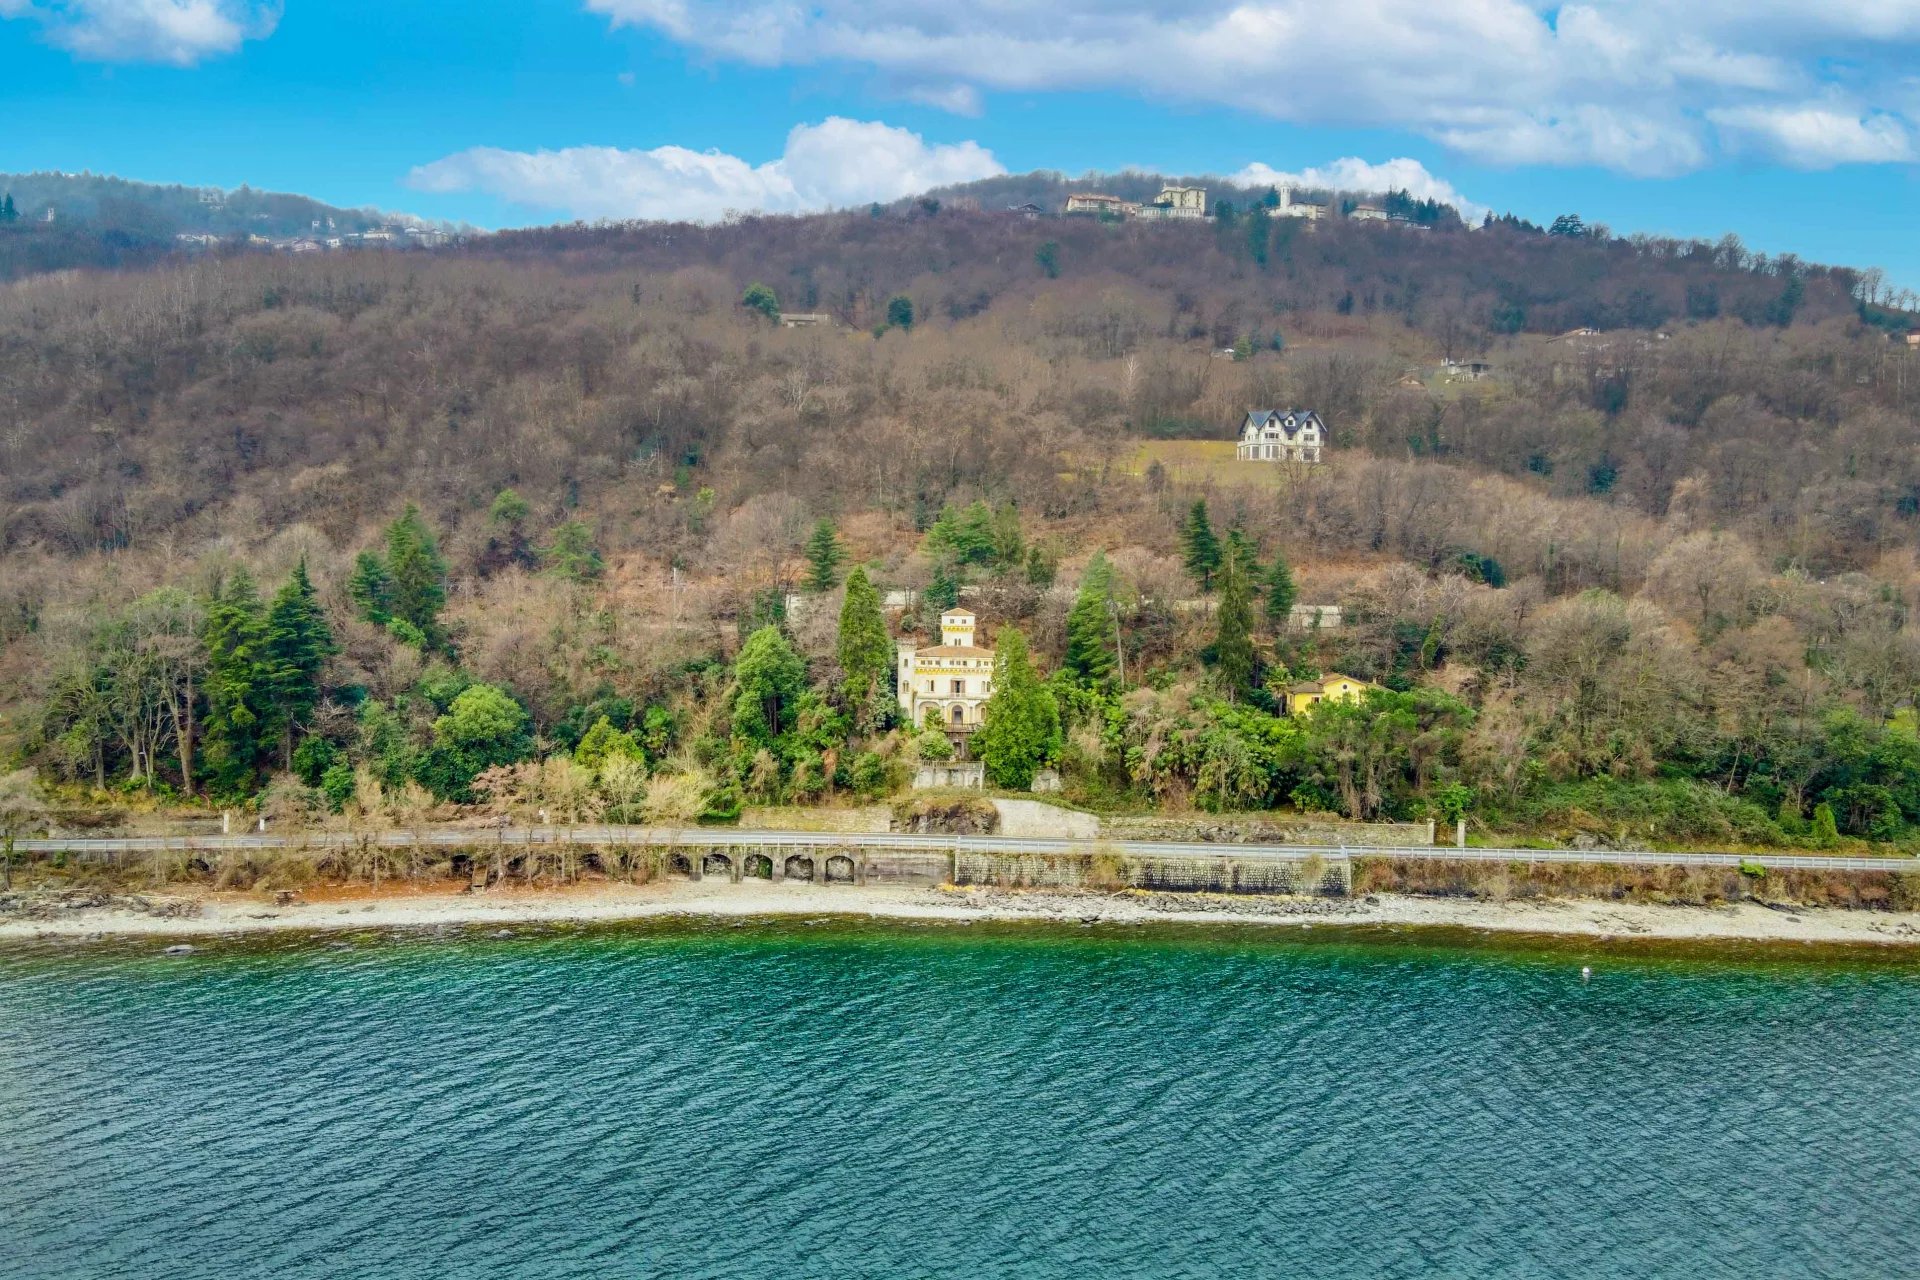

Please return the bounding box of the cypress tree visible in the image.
[383,504,447,640]
[1181,500,1221,592]
[263,559,338,769]
[201,570,271,793]
[975,628,1060,790]
[1064,551,1117,687]
[837,567,892,717]
[1263,552,1298,629]
[804,518,845,592]
[1214,542,1257,701]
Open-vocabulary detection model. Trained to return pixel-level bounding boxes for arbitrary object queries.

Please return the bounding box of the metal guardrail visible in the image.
[13,826,1917,873]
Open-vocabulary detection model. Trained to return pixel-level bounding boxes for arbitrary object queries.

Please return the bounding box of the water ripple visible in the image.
[1,924,1917,1279]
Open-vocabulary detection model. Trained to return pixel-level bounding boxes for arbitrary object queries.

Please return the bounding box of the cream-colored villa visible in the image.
[897,609,994,740]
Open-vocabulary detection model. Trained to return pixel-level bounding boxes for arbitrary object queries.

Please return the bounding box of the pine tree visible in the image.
[383,504,448,640]
[1181,500,1222,592]
[1213,542,1257,701]
[201,571,270,794]
[804,518,845,592]
[975,628,1061,790]
[837,567,893,719]
[1225,527,1261,582]
[924,563,960,614]
[0,195,16,224]
[262,559,338,769]
[347,550,393,624]
[1263,552,1298,629]
[1064,551,1117,687]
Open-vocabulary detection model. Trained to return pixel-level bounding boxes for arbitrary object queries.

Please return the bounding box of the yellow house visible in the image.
[1283,673,1381,716]
[897,610,995,739]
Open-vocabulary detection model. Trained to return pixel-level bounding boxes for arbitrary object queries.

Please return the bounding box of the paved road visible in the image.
[14,826,1916,874]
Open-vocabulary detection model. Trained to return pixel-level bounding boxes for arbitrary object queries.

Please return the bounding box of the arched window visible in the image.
[950,704,966,725]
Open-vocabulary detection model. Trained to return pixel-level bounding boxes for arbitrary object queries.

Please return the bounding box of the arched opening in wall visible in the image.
[744,853,773,880]
[702,852,733,878]
[825,854,856,884]
[667,853,693,879]
[783,855,814,881]
[950,704,965,725]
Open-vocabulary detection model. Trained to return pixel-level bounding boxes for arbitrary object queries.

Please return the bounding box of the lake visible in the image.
[2,920,1916,1279]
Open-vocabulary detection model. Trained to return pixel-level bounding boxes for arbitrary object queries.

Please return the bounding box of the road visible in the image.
[14,826,1916,874]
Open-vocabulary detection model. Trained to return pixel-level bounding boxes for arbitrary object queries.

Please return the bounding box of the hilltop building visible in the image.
[897,609,995,745]
[1138,185,1209,220]
[1283,673,1381,716]
[1065,192,1137,217]
[1275,189,1325,221]
[1236,409,1327,463]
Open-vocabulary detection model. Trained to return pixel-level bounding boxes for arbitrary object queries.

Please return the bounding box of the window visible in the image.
[951,679,965,695]
[926,680,935,692]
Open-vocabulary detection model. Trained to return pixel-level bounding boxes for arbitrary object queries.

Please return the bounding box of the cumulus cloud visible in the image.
[584,0,1920,174]
[1,0,275,64]
[1233,158,1490,223]
[407,118,1005,222]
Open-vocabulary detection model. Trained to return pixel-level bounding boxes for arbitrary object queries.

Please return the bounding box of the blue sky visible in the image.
[5,0,1920,289]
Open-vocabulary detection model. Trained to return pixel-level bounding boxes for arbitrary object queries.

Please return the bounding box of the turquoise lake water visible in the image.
[2,920,1917,1279]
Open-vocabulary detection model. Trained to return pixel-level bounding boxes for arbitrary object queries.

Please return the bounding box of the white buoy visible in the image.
[1581,966,1592,982]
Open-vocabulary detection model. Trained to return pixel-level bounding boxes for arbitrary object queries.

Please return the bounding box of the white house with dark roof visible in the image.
[1236,409,1327,463]
[897,609,995,742]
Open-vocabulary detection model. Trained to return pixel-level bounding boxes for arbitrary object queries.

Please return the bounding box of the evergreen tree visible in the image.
[574,715,644,771]
[201,571,271,793]
[1214,542,1257,701]
[804,518,845,592]
[730,626,807,749]
[1181,500,1222,592]
[837,567,892,717]
[741,282,780,322]
[925,501,998,566]
[542,519,604,582]
[262,559,337,769]
[1064,551,1117,687]
[1226,527,1262,581]
[924,563,960,614]
[976,628,1061,790]
[383,505,448,641]
[347,550,393,624]
[1263,552,1298,629]
[0,195,16,224]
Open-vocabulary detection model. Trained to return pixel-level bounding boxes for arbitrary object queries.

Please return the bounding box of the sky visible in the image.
[5,0,1920,286]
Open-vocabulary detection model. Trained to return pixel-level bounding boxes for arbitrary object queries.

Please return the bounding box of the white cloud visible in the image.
[584,0,1920,174]
[1233,158,1490,223]
[1,0,275,64]
[407,117,1005,222]
[1708,103,1913,167]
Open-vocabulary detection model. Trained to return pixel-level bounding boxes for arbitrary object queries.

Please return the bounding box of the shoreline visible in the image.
[5,878,1920,949]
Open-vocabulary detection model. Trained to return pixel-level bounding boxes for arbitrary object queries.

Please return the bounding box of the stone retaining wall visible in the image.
[953,850,1350,897]
[1103,816,1433,848]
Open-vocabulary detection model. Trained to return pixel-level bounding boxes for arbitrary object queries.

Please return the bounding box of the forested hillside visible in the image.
[5,191,1920,850]
[0,171,414,281]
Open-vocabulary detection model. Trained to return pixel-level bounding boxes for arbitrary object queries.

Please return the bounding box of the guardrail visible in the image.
[13,827,1917,874]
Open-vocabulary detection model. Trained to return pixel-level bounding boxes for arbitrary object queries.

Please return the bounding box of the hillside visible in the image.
[0,171,435,281]
[4,190,1920,851]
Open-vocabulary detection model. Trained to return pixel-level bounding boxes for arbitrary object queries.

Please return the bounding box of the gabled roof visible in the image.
[1241,409,1324,437]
